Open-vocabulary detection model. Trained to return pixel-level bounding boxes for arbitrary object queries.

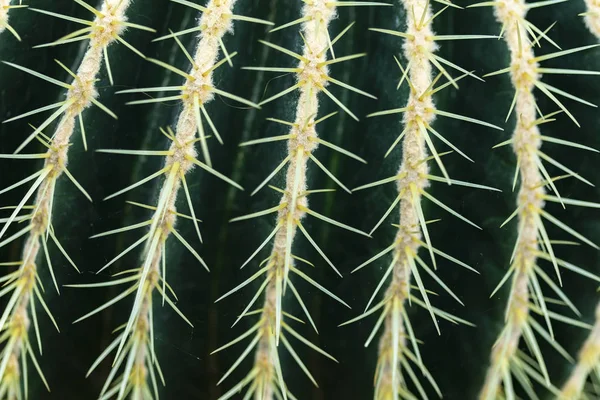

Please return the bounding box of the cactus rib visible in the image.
[340,0,507,398]
[477,0,600,398]
[214,1,388,398]
[0,0,147,396]
[72,0,265,397]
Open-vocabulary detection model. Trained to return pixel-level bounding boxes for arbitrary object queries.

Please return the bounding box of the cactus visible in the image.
[0,0,599,399]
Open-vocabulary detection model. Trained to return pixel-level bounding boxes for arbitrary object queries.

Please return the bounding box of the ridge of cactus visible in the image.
[67,0,269,398]
[472,0,600,398]
[0,0,151,396]
[213,1,390,399]
[337,0,507,398]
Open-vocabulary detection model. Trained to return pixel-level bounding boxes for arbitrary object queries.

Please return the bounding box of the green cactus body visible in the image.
[0,0,599,399]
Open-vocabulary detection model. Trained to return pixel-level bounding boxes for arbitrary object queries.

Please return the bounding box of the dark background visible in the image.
[0,0,599,399]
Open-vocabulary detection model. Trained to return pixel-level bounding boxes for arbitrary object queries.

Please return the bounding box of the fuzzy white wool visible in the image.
[584,0,600,37]
[0,0,10,33]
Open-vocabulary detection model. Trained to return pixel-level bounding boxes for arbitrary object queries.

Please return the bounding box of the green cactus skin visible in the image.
[0,0,599,399]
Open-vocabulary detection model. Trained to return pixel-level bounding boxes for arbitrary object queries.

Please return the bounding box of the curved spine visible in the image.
[477,0,600,398]
[0,0,145,396]
[73,0,265,397]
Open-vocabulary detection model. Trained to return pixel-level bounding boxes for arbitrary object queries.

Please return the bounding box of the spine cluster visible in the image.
[355,0,496,396]
[0,0,10,36]
[0,0,134,396]
[0,0,21,40]
[344,1,504,398]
